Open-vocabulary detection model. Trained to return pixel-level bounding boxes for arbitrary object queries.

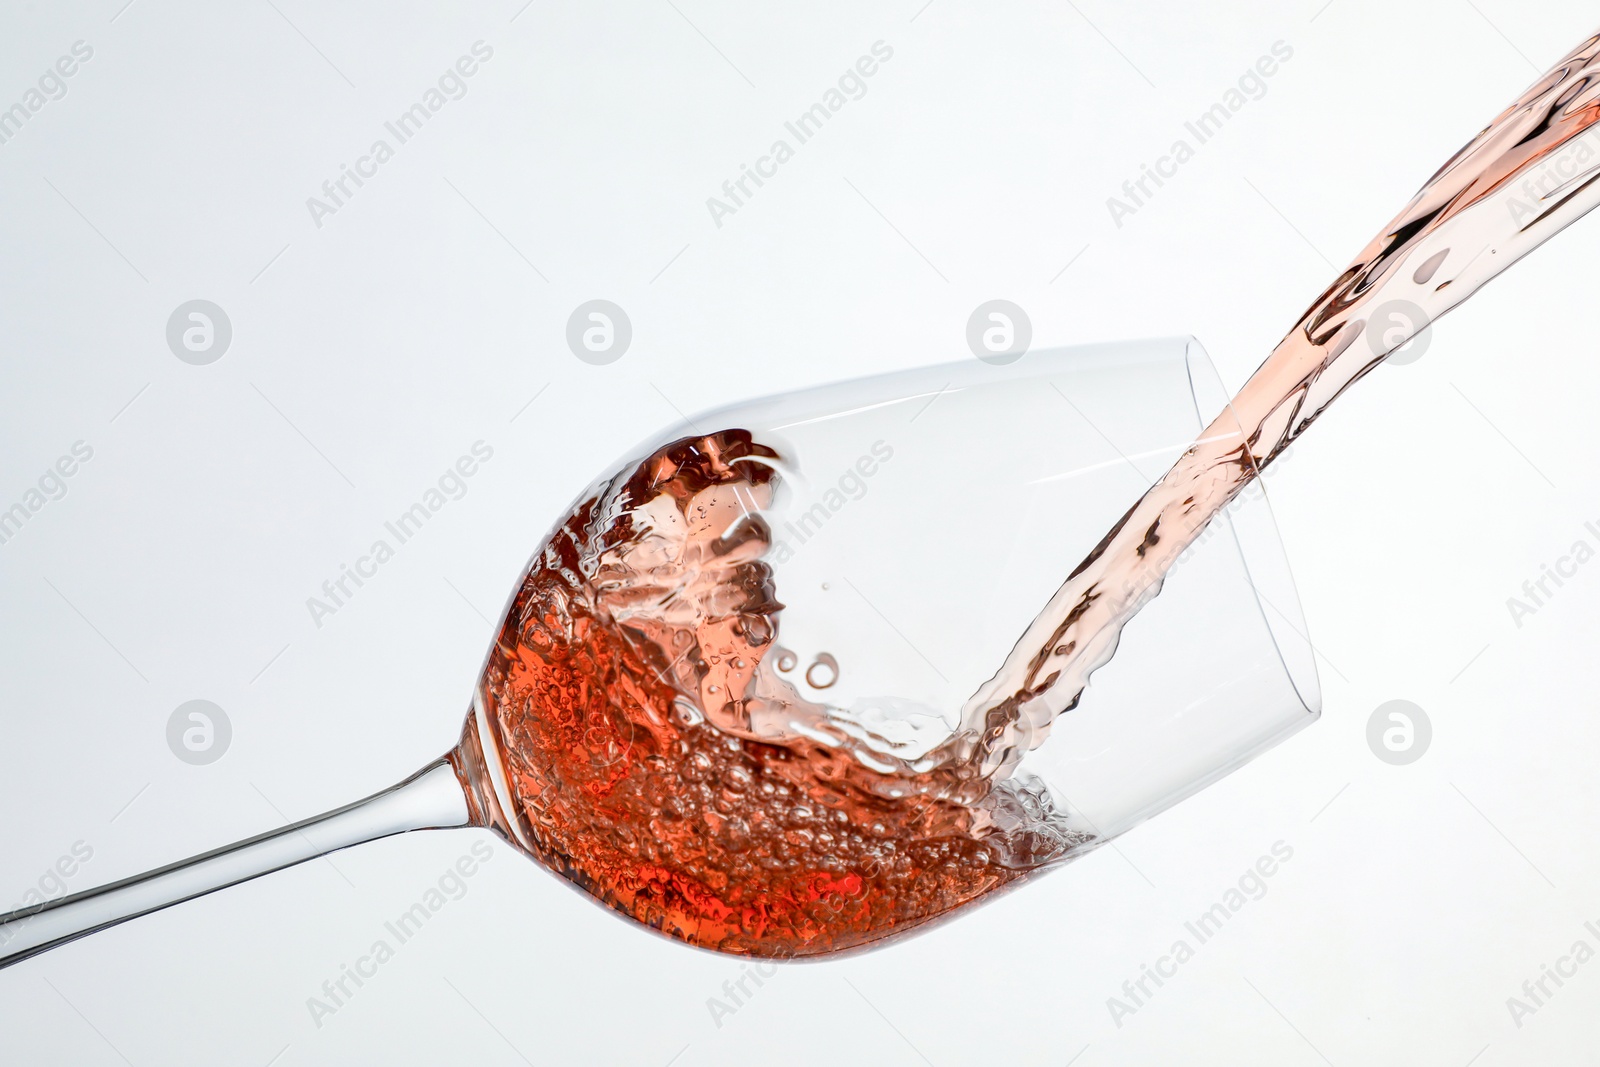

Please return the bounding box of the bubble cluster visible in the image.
[475,431,1090,957]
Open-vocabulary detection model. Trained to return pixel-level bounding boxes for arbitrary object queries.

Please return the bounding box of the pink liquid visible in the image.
[451,31,1600,956]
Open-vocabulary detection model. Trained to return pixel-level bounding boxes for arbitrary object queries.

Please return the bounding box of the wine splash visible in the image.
[454,32,1600,957]
[8,28,1600,975]
[454,431,1091,957]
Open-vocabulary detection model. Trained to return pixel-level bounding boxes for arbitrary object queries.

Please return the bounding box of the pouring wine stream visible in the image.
[945,30,1600,783]
[6,30,1600,968]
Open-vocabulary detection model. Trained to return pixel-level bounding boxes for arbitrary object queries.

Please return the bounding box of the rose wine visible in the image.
[452,431,1092,957]
[450,32,1600,958]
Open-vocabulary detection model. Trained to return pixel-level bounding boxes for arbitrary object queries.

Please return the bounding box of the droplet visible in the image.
[806,652,839,689]
[774,647,798,672]
[1413,248,1449,285]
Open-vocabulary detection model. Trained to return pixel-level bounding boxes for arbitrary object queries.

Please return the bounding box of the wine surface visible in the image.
[456,32,1600,956]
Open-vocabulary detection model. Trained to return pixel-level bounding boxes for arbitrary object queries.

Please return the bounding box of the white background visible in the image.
[2,1,1598,1064]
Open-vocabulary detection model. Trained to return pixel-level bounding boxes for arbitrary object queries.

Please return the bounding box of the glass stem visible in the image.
[0,758,471,970]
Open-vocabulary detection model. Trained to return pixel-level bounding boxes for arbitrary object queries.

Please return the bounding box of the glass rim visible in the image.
[1180,335,1323,720]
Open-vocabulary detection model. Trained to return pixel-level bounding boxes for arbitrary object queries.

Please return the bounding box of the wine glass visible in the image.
[0,336,1319,968]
